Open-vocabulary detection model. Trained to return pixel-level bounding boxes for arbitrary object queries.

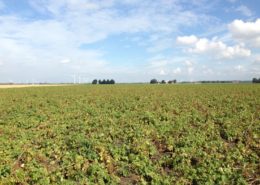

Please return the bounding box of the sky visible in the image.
[0,0,259,83]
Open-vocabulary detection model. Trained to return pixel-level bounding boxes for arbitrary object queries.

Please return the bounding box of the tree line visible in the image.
[150,79,177,84]
[200,81,232,83]
[252,78,260,83]
[90,78,259,84]
[92,79,115,84]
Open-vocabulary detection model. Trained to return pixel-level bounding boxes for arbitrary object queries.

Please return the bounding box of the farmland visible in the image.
[0,84,259,184]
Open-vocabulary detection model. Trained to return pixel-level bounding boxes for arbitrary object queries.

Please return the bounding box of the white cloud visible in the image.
[176,35,198,45]
[60,59,71,64]
[0,16,108,82]
[202,66,213,75]
[27,0,199,35]
[184,60,194,67]
[234,65,245,72]
[0,0,257,82]
[146,57,178,77]
[249,55,260,76]
[250,58,260,76]
[147,38,173,53]
[235,5,253,17]
[184,60,195,74]
[173,67,182,75]
[177,35,251,59]
[149,60,169,68]
[1,0,206,82]
[159,69,166,75]
[252,56,260,66]
[250,69,260,76]
[25,0,206,49]
[29,0,107,15]
[187,67,194,74]
[229,19,260,47]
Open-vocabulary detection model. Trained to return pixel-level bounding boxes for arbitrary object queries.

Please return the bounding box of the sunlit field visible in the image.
[0,84,259,184]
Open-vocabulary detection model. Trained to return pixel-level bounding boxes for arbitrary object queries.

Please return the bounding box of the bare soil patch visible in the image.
[0,84,69,89]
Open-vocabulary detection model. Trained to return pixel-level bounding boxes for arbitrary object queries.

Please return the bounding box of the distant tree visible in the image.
[161,80,166,84]
[92,79,98,84]
[102,79,106,84]
[252,78,260,83]
[150,79,158,84]
[97,79,116,84]
[110,79,115,84]
[168,79,176,84]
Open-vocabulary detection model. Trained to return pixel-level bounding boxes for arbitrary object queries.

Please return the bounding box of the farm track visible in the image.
[0,84,70,89]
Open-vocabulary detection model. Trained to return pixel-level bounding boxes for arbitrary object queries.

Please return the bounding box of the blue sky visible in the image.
[0,0,259,83]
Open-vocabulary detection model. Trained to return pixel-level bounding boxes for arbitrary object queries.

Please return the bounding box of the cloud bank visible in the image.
[0,0,259,82]
[229,19,260,47]
[177,35,251,59]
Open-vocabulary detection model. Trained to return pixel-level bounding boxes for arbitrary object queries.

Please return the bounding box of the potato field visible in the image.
[0,84,259,184]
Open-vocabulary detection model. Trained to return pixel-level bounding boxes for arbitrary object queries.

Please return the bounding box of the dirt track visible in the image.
[0,84,69,89]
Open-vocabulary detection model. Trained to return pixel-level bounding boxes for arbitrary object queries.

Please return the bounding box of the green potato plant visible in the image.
[0,84,259,184]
